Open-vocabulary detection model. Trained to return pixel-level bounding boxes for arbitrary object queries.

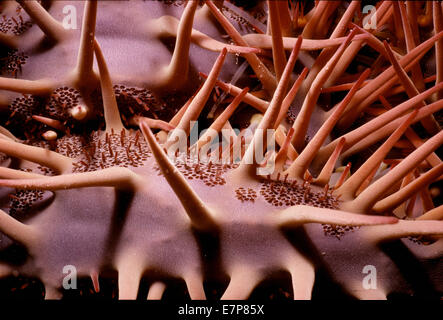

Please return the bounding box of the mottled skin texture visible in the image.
[1,142,440,299]
[0,0,442,300]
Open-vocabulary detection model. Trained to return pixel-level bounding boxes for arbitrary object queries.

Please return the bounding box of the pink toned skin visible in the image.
[0,1,442,301]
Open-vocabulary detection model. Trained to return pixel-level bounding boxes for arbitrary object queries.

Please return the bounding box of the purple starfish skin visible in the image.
[0,1,442,300]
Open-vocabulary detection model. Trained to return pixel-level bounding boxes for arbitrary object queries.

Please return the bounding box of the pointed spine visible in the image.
[382,40,440,136]
[165,48,227,149]
[417,205,443,221]
[0,77,55,95]
[131,116,175,132]
[318,81,443,166]
[299,1,359,95]
[196,87,248,151]
[268,0,287,82]
[140,122,217,232]
[17,0,67,42]
[338,30,443,130]
[153,16,263,55]
[313,137,345,186]
[275,126,298,161]
[90,270,100,293]
[291,28,358,150]
[73,0,98,89]
[346,130,443,213]
[0,167,44,179]
[0,209,39,245]
[0,138,72,173]
[241,38,301,170]
[287,68,369,179]
[340,100,443,161]
[241,33,368,51]
[373,163,443,214]
[0,167,140,190]
[301,0,328,39]
[336,110,418,200]
[32,115,66,132]
[276,205,398,228]
[199,73,269,113]
[94,39,124,133]
[365,220,443,243]
[274,127,295,172]
[205,0,277,94]
[274,68,308,130]
[161,0,198,89]
[379,95,441,168]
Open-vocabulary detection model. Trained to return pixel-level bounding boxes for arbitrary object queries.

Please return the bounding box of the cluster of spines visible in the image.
[113,85,165,126]
[0,0,441,301]
[63,129,151,172]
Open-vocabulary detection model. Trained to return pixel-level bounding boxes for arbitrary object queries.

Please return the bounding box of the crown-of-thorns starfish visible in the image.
[0,0,442,300]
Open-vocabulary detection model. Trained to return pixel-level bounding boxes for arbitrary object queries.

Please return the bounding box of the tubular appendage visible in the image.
[0,209,40,245]
[0,138,73,173]
[17,0,68,42]
[364,220,443,243]
[140,121,217,232]
[287,68,369,179]
[276,205,398,228]
[373,163,443,213]
[158,0,198,90]
[147,282,166,300]
[241,39,300,170]
[0,167,141,191]
[221,267,262,300]
[196,87,248,151]
[166,48,227,148]
[205,0,277,94]
[72,0,99,90]
[336,110,418,200]
[0,77,55,95]
[347,130,443,213]
[291,28,358,151]
[94,39,125,133]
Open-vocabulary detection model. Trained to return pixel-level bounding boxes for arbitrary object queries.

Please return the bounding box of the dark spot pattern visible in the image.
[0,6,33,36]
[174,154,238,187]
[53,129,151,172]
[0,49,28,77]
[46,87,81,121]
[260,179,356,238]
[113,85,165,125]
[235,187,257,202]
[8,189,45,217]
